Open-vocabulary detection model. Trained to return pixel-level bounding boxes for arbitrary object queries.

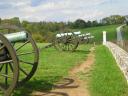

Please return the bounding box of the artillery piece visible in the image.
[0,25,94,96]
[0,31,39,96]
[54,31,94,51]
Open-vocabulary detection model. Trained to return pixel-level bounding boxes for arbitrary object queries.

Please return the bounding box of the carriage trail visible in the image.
[32,47,95,96]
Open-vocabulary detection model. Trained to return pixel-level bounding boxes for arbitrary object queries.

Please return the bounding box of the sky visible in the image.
[0,0,128,22]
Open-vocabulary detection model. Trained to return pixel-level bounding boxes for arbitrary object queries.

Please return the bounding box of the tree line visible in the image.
[0,15,127,42]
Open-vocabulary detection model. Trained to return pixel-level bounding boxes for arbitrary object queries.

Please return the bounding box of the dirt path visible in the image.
[32,47,95,96]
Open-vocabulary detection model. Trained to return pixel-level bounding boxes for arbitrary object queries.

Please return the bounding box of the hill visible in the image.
[78,25,119,43]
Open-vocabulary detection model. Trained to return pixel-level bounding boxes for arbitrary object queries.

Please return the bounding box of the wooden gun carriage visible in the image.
[54,31,94,51]
[0,31,39,96]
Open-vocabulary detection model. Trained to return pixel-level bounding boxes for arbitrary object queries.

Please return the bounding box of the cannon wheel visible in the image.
[0,25,39,87]
[0,33,19,96]
[13,32,39,87]
[54,33,79,52]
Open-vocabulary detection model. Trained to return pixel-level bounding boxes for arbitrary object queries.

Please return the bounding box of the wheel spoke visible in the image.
[8,63,13,72]
[0,60,13,64]
[64,45,66,50]
[69,44,74,50]
[0,64,4,72]
[0,73,13,79]
[19,60,34,65]
[12,43,16,47]
[19,67,28,76]
[66,44,68,51]
[17,51,35,56]
[16,40,29,51]
[0,45,5,51]
[5,64,8,88]
[65,45,68,51]
[67,44,70,51]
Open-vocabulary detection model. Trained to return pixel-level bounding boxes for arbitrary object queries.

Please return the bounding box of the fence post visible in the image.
[103,31,107,45]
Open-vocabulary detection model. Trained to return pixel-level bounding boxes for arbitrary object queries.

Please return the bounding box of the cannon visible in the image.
[54,32,79,51]
[0,31,39,96]
[54,31,94,51]
[0,25,94,96]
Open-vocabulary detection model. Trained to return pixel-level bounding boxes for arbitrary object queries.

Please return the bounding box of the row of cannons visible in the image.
[0,26,94,96]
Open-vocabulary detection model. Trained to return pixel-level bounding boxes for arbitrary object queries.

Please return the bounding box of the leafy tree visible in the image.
[10,17,21,26]
[67,21,74,29]
[74,19,86,28]
[22,20,29,28]
[92,20,98,26]
[86,21,92,27]
[101,15,125,25]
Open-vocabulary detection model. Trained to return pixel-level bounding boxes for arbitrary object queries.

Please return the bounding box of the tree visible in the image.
[101,15,125,25]
[86,21,92,27]
[10,17,21,26]
[22,20,29,27]
[92,20,98,26]
[74,19,86,28]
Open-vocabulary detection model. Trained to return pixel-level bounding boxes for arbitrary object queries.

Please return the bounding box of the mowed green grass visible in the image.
[78,25,119,43]
[13,43,92,96]
[89,46,128,96]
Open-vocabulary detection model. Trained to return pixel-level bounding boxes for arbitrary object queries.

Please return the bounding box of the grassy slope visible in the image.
[78,25,119,43]
[13,43,91,96]
[90,46,128,96]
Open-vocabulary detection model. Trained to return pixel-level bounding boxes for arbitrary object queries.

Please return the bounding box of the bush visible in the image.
[32,33,44,43]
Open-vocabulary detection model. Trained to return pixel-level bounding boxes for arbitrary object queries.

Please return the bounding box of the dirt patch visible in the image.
[32,47,95,96]
[70,47,95,75]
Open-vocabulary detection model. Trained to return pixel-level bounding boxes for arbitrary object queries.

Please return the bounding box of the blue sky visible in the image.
[0,0,128,22]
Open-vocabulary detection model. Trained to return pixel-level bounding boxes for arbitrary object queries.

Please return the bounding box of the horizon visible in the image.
[0,0,128,22]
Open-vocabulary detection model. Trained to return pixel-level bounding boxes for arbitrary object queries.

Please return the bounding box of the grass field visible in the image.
[89,46,128,96]
[12,43,92,96]
[78,25,120,43]
[1,25,128,96]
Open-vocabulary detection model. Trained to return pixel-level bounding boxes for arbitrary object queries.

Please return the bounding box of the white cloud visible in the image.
[0,0,126,22]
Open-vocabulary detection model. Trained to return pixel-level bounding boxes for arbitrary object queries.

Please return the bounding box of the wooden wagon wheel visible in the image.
[54,33,79,52]
[13,32,39,87]
[0,33,19,96]
[0,25,39,87]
